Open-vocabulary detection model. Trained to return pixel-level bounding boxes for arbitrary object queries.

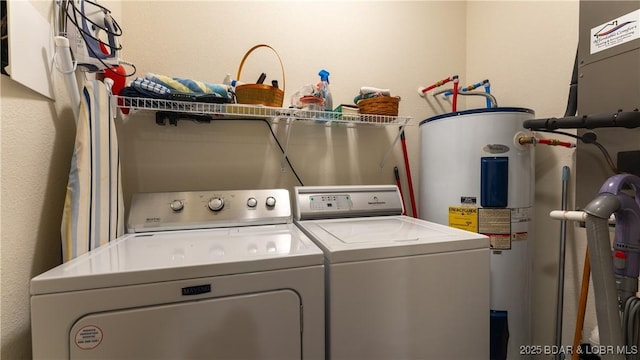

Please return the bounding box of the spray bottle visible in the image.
[318,69,333,111]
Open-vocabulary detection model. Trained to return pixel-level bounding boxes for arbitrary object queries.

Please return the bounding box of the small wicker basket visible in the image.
[357,96,400,116]
[235,44,285,107]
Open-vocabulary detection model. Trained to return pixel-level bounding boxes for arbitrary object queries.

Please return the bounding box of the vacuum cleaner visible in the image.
[584,174,640,360]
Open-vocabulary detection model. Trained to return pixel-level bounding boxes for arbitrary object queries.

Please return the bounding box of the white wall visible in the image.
[0,1,592,358]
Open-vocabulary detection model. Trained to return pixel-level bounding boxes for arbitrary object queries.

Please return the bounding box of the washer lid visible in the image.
[30,224,323,295]
[296,216,489,263]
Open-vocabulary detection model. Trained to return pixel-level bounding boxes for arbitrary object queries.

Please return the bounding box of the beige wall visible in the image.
[1,2,76,358]
[116,1,467,206]
[1,1,588,358]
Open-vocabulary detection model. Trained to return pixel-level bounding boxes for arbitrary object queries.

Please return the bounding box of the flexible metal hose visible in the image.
[623,296,640,360]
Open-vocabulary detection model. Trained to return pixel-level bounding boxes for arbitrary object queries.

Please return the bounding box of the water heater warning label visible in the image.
[478,208,512,250]
[448,206,478,232]
[489,234,511,250]
[75,325,103,350]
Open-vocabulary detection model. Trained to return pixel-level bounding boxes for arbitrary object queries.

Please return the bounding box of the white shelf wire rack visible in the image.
[114,95,411,169]
[115,96,411,126]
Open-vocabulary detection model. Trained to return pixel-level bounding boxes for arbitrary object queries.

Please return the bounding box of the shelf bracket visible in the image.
[155,111,212,126]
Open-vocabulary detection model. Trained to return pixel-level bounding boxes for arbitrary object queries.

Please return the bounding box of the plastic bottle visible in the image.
[318,69,333,111]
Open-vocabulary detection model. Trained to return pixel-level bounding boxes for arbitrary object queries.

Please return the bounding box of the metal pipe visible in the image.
[433,88,498,108]
[419,76,455,94]
[484,82,492,109]
[57,0,69,36]
[554,166,570,360]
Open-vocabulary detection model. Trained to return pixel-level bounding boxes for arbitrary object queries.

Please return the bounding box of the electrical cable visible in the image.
[206,118,304,186]
[150,114,304,185]
[64,0,122,53]
[554,166,570,360]
[66,17,122,74]
[61,0,136,76]
[65,0,123,43]
[533,129,619,174]
[394,167,407,216]
[257,119,304,186]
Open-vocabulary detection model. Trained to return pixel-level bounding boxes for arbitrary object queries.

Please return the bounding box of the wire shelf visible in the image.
[115,96,411,126]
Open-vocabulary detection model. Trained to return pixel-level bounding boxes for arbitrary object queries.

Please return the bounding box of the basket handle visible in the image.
[236,44,286,92]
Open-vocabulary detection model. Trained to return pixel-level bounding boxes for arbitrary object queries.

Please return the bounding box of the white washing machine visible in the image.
[31,189,324,360]
[293,185,490,360]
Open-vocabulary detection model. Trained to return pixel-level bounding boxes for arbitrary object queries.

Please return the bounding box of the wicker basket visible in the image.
[357,96,400,116]
[235,44,285,107]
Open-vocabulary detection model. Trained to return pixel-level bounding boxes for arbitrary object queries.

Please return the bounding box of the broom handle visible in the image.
[572,248,591,360]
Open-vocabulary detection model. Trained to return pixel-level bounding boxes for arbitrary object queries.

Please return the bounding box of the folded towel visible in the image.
[145,73,232,99]
[353,92,381,104]
[146,73,192,93]
[201,82,233,98]
[132,77,171,97]
[360,86,391,96]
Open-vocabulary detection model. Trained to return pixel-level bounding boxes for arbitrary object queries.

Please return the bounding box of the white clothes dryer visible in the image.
[31,189,324,360]
[293,185,490,360]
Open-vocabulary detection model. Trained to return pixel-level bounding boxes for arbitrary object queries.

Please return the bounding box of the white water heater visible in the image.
[419,107,535,360]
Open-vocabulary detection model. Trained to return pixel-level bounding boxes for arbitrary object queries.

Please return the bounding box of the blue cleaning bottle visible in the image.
[319,69,333,111]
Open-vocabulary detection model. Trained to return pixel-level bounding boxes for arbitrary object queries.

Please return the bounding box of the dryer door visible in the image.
[69,289,301,359]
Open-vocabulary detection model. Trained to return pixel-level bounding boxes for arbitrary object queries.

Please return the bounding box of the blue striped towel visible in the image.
[145,73,232,99]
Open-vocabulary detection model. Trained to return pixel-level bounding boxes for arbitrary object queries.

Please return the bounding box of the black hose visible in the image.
[564,49,579,117]
[522,110,640,130]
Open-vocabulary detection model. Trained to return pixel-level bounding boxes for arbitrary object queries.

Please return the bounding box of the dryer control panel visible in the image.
[294,185,404,220]
[127,189,291,232]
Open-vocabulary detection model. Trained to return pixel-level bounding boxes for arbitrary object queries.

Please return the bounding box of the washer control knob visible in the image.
[170,200,184,212]
[265,196,276,207]
[208,197,224,211]
[247,197,258,208]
